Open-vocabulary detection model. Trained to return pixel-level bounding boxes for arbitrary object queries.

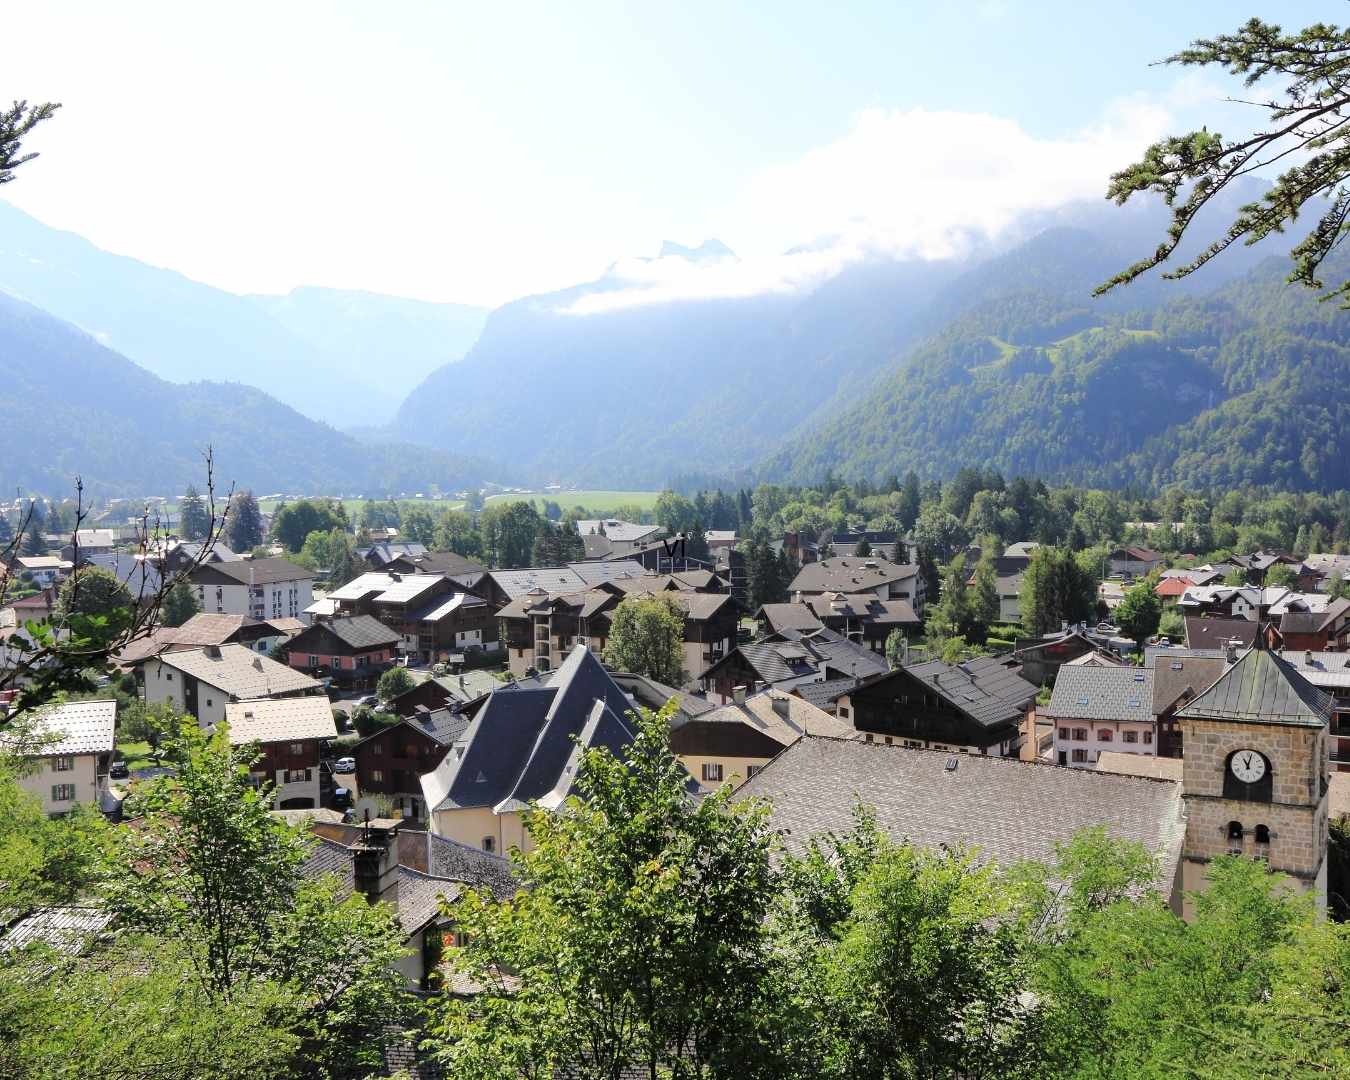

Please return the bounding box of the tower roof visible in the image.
[1176,647,1332,729]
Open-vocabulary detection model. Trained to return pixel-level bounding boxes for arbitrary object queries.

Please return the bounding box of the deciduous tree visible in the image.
[602,593,686,686]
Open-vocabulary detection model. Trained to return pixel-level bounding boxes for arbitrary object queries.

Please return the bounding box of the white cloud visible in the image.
[561,96,1177,315]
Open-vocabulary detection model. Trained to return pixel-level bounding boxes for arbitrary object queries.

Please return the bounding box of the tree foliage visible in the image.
[1020,546,1098,636]
[180,484,211,541]
[161,579,201,627]
[602,593,686,686]
[376,665,415,702]
[0,99,60,186]
[226,490,265,552]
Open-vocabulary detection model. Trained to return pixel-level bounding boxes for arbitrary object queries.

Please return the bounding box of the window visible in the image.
[52,755,74,771]
[865,734,874,743]
[482,837,496,853]
[165,672,174,682]
[205,698,213,708]
[884,736,893,745]
[1099,730,1113,742]
[285,769,308,784]
[309,655,319,667]
[1143,731,1153,745]
[701,763,724,782]
[50,783,76,802]
[1227,821,1245,853]
[1057,727,1069,740]
[838,706,851,719]
[1254,824,1271,850]
[371,769,384,783]
[289,742,304,756]
[356,655,369,668]
[1123,730,1138,744]
[1071,749,1088,763]
[372,742,383,755]
[746,765,761,779]
[1073,728,1087,741]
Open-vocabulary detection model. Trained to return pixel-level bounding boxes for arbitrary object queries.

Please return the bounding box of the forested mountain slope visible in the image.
[0,293,496,497]
[761,246,1350,492]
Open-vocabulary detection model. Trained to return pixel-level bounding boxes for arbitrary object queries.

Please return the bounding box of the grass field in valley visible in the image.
[483,490,661,513]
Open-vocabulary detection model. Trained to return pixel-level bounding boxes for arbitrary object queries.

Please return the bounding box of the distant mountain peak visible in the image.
[657,238,735,261]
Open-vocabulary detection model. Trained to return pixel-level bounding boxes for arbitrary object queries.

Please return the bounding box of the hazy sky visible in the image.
[3,1,1332,308]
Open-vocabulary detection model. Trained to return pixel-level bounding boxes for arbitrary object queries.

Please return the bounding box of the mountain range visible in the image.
[5,180,1350,497]
[0,289,494,497]
[0,201,486,427]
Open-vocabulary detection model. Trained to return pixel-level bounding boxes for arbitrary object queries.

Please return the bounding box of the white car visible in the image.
[334,757,356,773]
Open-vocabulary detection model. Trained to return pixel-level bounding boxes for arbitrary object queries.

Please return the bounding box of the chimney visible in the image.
[1305,649,1313,667]
[1225,640,1239,665]
[771,695,790,719]
[351,809,401,906]
[204,644,221,659]
[733,685,748,705]
[252,656,263,670]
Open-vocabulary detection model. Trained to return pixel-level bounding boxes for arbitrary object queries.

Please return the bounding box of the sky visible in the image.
[3,1,1336,309]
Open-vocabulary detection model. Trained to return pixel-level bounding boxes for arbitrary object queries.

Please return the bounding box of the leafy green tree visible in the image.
[970,554,1001,633]
[432,702,780,1078]
[351,706,400,738]
[1115,574,1164,651]
[299,527,360,587]
[1264,561,1297,590]
[55,564,133,619]
[602,593,686,686]
[1020,546,1098,636]
[926,554,973,645]
[226,491,264,552]
[270,498,348,553]
[913,503,967,564]
[480,501,542,568]
[180,484,211,541]
[376,665,415,702]
[434,508,484,559]
[161,579,201,627]
[1098,16,1350,305]
[853,537,872,557]
[1329,574,1350,601]
[1158,607,1185,642]
[654,490,699,534]
[685,522,710,562]
[401,506,437,545]
[883,627,910,669]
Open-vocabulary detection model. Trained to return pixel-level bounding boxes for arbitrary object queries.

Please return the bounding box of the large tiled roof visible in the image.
[803,593,919,625]
[192,556,315,585]
[164,613,250,645]
[757,603,826,634]
[738,737,1185,894]
[495,588,615,621]
[789,557,919,595]
[224,696,338,744]
[157,644,322,698]
[19,698,116,756]
[426,832,519,900]
[610,672,718,718]
[882,654,1037,729]
[1149,650,1230,715]
[1177,647,1332,728]
[1277,649,1350,691]
[319,614,401,650]
[302,835,356,898]
[396,867,466,935]
[407,705,472,746]
[792,677,858,710]
[1042,666,1154,723]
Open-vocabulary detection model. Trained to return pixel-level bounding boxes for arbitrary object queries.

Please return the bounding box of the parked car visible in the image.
[332,786,352,809]
[356,694,377,708]
[109,760,129,780]
[334,756,356,773]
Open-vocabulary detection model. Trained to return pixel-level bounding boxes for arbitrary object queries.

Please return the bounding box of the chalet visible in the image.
[143,644,322,727]
[189,556,315,623]
[58,529,116,560]
[16,556,70,588]
[575,519,665,559]
[1107,546,1163,578]
[420,645,652,853]
[223,696,337,810]
[755,602,826,637]
[1229,550,1302,586]
[788,556,926,615]
[1044,666,1156,768]
[738,737,1186,910]
[326,571,497,663]
[116,612,301,668]
[1010,628,1101,686]
[1154,576,1191,606]
[670,687,856,793]
[480,561,647,607]
[698,627,889,703]
[6,698,116,816]
[1276,650,1350,773]
[599,539,716,574]
[144,538,241,574]
[758,594,919,652]
[1269,597,1350,652]
[829,530,906,562]
[780,531,819,568]
[355,705,471,820]
[838,654,1037,757]
[1146,646,1233,759]
[358,541,428,569]
[283,614,400,688]
[706,530,737,554]
[1,587,55,629]
[381,549,488,590]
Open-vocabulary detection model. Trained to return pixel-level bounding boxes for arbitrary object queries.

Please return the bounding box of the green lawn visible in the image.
[115,740,158,770]
[484,490,661,513]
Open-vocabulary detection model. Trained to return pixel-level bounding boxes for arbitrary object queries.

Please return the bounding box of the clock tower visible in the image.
[1176,646,1331,917]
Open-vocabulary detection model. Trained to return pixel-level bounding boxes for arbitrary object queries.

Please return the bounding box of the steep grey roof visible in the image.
[789,557,919,595]
[410,706,472,746]
[1149,650,1230,716]
[1177,647,1332,728]
[396,867,465,935]
[302,835,356,899]
[610,672,718,718]
[1042,666,1154,723]
[1278,649,1350,691]
[757,603,826,633]
[792,677,858,710]
[1183,617,1259,650]
[1276,611,1323,636]
[887,654,1037,729]
[725,641,822,683]
[739,737,1185,894]
[523,697,637,813]
[792,627,890,679]
[359,541,428,564]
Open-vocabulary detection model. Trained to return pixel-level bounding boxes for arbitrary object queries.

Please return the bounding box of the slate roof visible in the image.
[396,867,465,935]
[756,603,826,634]
[156,644,322,698]
[192,556,315,585]
[16,699,117,756]
[687,688,858,746]
[889,654,1038,729]
[406,706,472,746]
[421,646,638,816]
[1041,666,1154,723]
[1,907,113,954]
[789,557,919,595]
[359,541,428,565]
[88,552,163,595]
[316,614,401,650]
[737,737,1185,895]
[569,560,647,586]
[1149,649,1231,716]
[426,833,519,899]
[495,588,616,621]
[792,677,858,710]
[1177,647,1333,728]
[393,551,487,577]
[1184,616,1258,651]
[1276,650,1350,691]
[803,593,919,625]
[327,571,446,605]
[224,697,338,744]
[609,672,718,718]
[705,627,889,685]
[302,835,356,898]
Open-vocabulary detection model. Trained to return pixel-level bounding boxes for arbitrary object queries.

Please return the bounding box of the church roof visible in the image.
[1176,647,1332,729]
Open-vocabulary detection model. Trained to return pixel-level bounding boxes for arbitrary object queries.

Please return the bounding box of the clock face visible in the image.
[1230,749,1267,784]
